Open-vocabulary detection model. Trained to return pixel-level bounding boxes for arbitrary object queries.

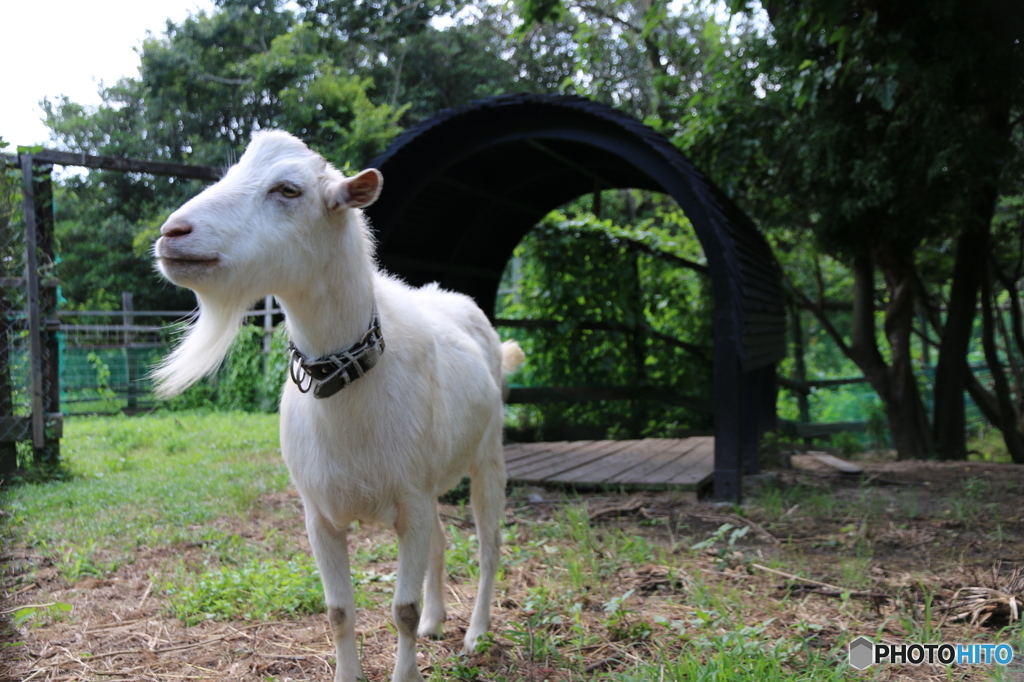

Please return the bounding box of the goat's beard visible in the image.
[151,293,251,399]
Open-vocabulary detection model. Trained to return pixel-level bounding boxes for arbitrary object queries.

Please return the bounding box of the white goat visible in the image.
[152,130,524,682]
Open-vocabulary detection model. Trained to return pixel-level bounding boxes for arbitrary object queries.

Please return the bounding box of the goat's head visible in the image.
[155,130,381,298]
[152,130,382,397]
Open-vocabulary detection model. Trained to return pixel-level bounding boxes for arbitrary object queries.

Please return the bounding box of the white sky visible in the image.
[1,0,216,148]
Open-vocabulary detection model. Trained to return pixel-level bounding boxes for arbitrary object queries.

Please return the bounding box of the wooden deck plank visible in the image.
[512,439,642,481]
[602,437,710,485]
[503,443,553,464]
[543,450,635,484]
[509,439,641,481]
[630,439,714,486]
[504,440,596,467]
[544,439,685,485]
[504,441,608,478]
[503,437,715,494]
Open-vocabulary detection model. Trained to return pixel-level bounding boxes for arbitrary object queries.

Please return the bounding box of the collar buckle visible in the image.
[287,304,385,399]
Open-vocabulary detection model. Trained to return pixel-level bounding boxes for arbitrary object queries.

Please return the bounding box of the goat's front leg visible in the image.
[306,511,365,682]
[392,501,434,682]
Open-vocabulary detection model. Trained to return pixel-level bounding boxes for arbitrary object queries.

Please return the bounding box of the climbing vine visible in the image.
[497,194,714,440]
[165,324,290,413]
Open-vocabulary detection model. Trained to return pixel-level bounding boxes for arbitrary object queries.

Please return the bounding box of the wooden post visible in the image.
[713,310,743,501]
[20,155,45,451]
[741,364,778,475]
[123,292,138,411]
[740,369,760,475]
[36,165,61,465]
[262,295,274,355]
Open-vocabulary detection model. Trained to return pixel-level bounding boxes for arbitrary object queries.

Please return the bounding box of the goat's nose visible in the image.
[160,219,193,238]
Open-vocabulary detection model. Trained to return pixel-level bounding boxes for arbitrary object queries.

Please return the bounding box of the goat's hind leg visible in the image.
[465,441,507,653]
[306,511,365,682]
[417,506,447,639]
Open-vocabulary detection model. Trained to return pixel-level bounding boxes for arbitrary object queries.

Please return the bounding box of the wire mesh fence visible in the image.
[58,311,175,414]
[57,298,283,415]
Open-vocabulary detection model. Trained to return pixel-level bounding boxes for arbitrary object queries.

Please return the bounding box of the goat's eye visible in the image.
[274,184,302,198]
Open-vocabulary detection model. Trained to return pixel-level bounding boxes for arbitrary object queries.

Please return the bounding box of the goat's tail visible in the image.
[500,340,526,376]
[499,340,526,403]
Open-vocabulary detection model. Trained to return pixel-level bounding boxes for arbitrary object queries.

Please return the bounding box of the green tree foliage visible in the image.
[137,12,407,165]
[0,138,20,251]
[499,194,714,439]
[37,0,1024,459]
[515,0,724,122]
[517,0,1024,459]
[42,0,569,312]
[702,0,1024,460]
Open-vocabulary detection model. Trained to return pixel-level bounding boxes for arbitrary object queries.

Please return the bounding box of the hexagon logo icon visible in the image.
[849,636,874,670]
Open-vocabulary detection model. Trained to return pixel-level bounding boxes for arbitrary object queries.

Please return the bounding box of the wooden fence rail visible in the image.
[55,302,881,441]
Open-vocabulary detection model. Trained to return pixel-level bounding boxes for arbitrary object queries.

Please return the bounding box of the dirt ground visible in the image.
[2,455,1024,681]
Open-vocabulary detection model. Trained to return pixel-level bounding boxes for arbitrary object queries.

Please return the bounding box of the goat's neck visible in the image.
[276,215,378,360]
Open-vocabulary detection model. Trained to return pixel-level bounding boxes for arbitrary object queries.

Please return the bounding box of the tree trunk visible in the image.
[932,98,1009,459]
[979,270,1024,463]
[993,264,1024,435]
[931,222,989,459]
[793,244,941,461]
[885,396,933,460]
[848,247,933,460]
[878,243,933,459]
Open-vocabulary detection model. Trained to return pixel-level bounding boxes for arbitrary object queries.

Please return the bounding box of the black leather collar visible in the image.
[287,305,385,399]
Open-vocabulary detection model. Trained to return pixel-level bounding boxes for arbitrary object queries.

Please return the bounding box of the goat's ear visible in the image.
[325,169,383,211]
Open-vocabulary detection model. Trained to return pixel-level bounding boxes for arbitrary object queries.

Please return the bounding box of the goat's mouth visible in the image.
[159,256,221,267]
[156,253,223,283]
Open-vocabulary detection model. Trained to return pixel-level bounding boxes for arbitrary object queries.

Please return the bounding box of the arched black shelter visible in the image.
[365,94,786,500]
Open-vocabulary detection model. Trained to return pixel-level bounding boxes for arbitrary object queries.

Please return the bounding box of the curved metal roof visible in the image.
[365,93,785,371]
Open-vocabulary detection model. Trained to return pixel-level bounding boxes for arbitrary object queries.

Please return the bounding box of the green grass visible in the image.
[446,524,480,579]
[601,646,851,682]
[2,411,287,581]
[491,504,870,681]
[751,483,838,521]
[165,553,324,625]
[594,618,856,681]
[967,427,1015,463]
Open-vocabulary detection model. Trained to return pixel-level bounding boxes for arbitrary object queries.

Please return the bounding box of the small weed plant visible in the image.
[603,589,653,642]
[9,602,73,629]
[691,523,751,570]
[165,554,324,625]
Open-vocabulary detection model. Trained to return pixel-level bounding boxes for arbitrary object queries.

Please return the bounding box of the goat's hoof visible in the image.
[417,606,446,638]
[417,625,444,639]
[417,614,446,639]
[463,629,488,654]
[390,669,426,682]
[334,667,368,682]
